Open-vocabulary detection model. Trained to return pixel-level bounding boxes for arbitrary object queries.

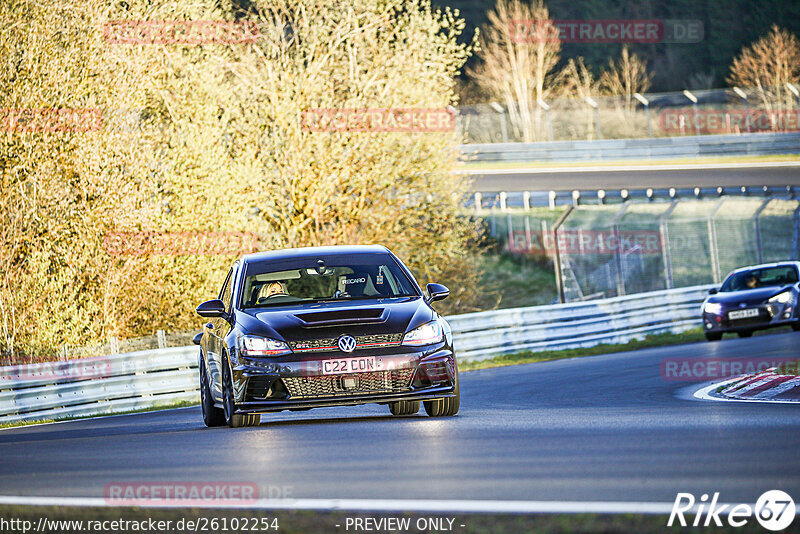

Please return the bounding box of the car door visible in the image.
[206,264,235,401]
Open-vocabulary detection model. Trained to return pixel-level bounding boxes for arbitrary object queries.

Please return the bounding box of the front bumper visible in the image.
[228,347,457,414]
[703,301,798,333]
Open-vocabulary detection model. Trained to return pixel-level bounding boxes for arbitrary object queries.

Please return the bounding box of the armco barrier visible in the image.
[0,285,712,423]
[460,132,800,163]
[0,347,199,424]
[447,284,712,360]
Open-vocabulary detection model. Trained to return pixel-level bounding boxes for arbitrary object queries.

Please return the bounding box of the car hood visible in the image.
[708,285,794,306]
[234,297,434,342]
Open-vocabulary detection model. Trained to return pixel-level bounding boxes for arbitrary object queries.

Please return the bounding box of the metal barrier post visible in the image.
[753,199,771,264]
[792,205,800,260]
[612,203,631,297]
[659,201,679,289]
[708,198,726,283]
[553,206,575,304]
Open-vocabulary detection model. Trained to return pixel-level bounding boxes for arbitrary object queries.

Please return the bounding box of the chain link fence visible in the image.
[487,193,800,302]
[459,86,800,144]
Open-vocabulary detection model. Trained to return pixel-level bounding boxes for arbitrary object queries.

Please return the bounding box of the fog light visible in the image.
[784,312,792,319]
[705,322,713,329]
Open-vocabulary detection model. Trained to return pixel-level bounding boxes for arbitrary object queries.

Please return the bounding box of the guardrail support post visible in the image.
[659,201,679,289]
[708,198,726,284]
[753,199,771,264]
[612,203,631,297]
[157,330,167,349]
[552,206,574,304]
[792,205,800,260]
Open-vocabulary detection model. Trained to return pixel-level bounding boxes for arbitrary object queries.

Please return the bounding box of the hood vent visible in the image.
[294,307,387,327]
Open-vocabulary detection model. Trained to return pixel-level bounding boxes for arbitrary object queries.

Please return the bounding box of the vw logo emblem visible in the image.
[740,303,747,308]
[338,335,357,353]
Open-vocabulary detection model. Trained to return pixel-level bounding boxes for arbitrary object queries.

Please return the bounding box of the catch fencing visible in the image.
[484,190,800,302]
[459,87,800,144]
[460,132,800,163]
[0,285,710,423]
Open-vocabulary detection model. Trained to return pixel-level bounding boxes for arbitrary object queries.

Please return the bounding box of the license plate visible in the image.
[321,356,377,375]
[728,308,759,320]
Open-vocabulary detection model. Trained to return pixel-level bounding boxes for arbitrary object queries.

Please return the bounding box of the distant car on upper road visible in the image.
[701,261,800,341]
[194,245,459,427]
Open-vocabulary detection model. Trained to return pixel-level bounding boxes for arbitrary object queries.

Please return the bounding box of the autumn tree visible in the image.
[728,25,800,125]
[0,0,480,362]
[469,0,562,142]
[598,45,652,114]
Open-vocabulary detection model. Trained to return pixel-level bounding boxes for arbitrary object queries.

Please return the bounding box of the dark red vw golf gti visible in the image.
[194,245,459,427]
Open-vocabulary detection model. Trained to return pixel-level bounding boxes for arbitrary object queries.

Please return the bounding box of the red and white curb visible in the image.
[694,368,800,403]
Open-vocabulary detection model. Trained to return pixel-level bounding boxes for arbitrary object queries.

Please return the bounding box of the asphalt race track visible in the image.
[467,162,800,192]
[1,330,799,505]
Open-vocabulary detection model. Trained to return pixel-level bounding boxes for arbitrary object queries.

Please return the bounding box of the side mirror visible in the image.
[192,332,203,346]
[196,299,226,318]
[426,283,450,303]
[708,288,718,295]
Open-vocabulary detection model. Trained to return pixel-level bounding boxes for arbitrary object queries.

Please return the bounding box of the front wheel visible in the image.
[737,330,753,338]
[200,356,225,427]
[791,323,800,332]
[389,400,420,416]
[222,356,260,428]
[705,332,722,341]
[424,373,460,417]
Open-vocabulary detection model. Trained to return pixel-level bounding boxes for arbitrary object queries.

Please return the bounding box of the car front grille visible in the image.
[282,369,415,399]
[288,333,403,352]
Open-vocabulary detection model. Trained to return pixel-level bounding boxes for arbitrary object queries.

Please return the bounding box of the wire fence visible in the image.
[488,193,800,302]
[459,86,800,144]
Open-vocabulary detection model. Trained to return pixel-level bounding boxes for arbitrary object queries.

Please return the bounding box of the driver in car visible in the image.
[257,281,288,303]
[745,274,758,289]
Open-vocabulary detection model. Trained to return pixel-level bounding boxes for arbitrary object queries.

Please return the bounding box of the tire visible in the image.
[222,355,261,428]
[389,400,420,416]
[705,332,722,342]
[424,372,460,417]
[737,330,753,338]
[200,356,225,427]
[791,323,800,332]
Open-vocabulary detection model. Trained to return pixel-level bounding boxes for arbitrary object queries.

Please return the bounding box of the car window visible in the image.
[240,255,418,308]
[720,266,799,292]
[219,266,234,312]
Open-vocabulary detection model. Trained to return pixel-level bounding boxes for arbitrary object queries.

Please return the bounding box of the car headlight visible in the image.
[402,320,443,346]
[768,291,794,304]
[238,335,292,357]
[703,302,723,315]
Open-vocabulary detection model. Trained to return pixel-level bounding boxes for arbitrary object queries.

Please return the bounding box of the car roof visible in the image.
[241,245,392,264]
[728,261,800,275]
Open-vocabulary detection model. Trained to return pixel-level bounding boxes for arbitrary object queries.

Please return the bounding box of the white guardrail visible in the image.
[0,285,712,423]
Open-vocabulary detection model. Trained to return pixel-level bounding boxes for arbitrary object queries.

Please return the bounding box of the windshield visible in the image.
[240,254,419,308]
[720,265,799,292]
